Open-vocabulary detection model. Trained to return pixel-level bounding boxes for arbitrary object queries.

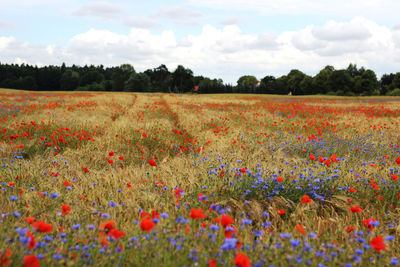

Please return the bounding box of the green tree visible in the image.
[286,69,306,95]
[80,70,104,87]
[312,65,334,94]
[354,69,379,95]
[111,64,135,91]
[236,75,258,93]
[124,73,151,92]
[60,70,80,91]
[258,75,276,94]
[172,65,194,93]
[329,70,353,94]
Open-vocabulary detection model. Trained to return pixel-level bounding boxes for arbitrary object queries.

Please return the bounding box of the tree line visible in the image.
[1,62,400,96]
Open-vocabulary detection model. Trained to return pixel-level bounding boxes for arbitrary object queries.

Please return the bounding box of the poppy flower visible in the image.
[23,255,39,267]
[189,208,207,219]
[396,157,400,165]
[0,248,12,266]
[370,235,386,252]
[276,177,283,183]
[220,215,234,227]
[300,195,312,204]
[208,259,217,267]
[391,174,399,181]
[309,154,316,160]
[99,221,116,231]
[331,154,338,162]
[295,224,306,235]
[26,232,36,250]
[108,159,113,164]
[349,187,356,193]
[61,204,71,215]
[109,152,114,156]
[346,226,355,233]
[63,181,71,186]
[109,228,125,240]
[234,253,251,267]
[33,221,52,233]
[25,217,35,224]
[119,156,124,160]
[149,160,157,167]
[140,218,155,231]
[82,167,89,172]
[362,218,376,231]
[277,209,285,216]
[350,205,362,213]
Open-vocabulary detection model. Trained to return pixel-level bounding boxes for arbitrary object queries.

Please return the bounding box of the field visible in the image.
[0,90,399,266]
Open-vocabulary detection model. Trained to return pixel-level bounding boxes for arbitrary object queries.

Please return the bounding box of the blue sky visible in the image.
[1,0,400,83]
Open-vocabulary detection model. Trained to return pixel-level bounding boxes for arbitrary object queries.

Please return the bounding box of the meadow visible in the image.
[0,89,399,267]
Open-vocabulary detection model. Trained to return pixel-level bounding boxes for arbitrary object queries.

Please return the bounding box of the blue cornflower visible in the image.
[9,195,18,201]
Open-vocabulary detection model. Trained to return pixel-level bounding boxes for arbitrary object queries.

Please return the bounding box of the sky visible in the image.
[1,0,400,83]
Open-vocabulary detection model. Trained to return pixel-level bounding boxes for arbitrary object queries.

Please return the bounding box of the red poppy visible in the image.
[346,226,355,233]
[25,217,35,224]
[396,157,400,165]
[63,181,71,186]
[318,156,324,163]
[82,167,89,172]
[349,187,356,193]
[189,208,207,219]
[119,156,124,160]
[234,253,251,267]
[108,159,113,164]
[26,232,36,250]
[149,159,157,166]
[391,174,399,181]
[33,221,52,233]
[350,205,362,213]
[99,221,116,231]
[276,177,283,183]
[0,248,12,266]
[300,195,312,204]
[370,235,386,252]
[61,204,71,215]
[220,214,234,227]
[331,154,338,162]
[140,218,155,232]
[277,209,285,216]
[109,228,125,240]
[208,259,217,267]
[309,154,316,160]
[23,255,39,267]
[295,224,306,235]
[362,218,376,231]
[109,152,114,156]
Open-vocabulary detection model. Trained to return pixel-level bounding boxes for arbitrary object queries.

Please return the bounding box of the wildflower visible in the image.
[346,226,355,233]
[99,221,115,231]
[149,160,157,166]
[391,174,399,181]
[82,167,89,172]
[295,224,306,235]
[109,229,125,240]
[23,255,39,267]
[208,259,217,267]
[350,206,362,213]
[300,195,312,204]
[119,156,124,160]
[309,154,316,160]
[396,157,400,165]
[277,209,285,216]
[9,195,18,201]
[370,235,386,252]
[61,205,71,215]
[25,217,35,224]
[234,253,251,267]
[140,218,155,231]
[331,154,339,162]
[63,181,71,186]
[0,248,12,266]
[349,187,356,193]
[33,221,52,233]
[220,215,234,227]
[108,159,113,164]
[276,177,283,183]
[189,208,207,219]
[109,152,114,156]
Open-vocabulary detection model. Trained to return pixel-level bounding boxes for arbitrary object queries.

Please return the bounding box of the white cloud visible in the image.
[312,18,371,41]
[1,17,400,83]
[123,17,160,29]
[72,1,124,19]
[218,16,241,26]
[0,19,15,28]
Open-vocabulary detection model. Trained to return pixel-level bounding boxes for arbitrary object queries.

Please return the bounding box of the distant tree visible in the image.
[258,75,276,94]
[80,70,104,87]
[312,65,334,94]
[286,69,306,95]
[124,73,151,92]
[237,75,258,93]
[198,78,225,94]
[346,63,365,77]
[111,64,135,91]
[60,70,80,91]
[329,70,353,94]
[353,69,379,95]
[299,75,314,95]
[380,73,395,95]
[172,65,194,93]
[145,64,171,92]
